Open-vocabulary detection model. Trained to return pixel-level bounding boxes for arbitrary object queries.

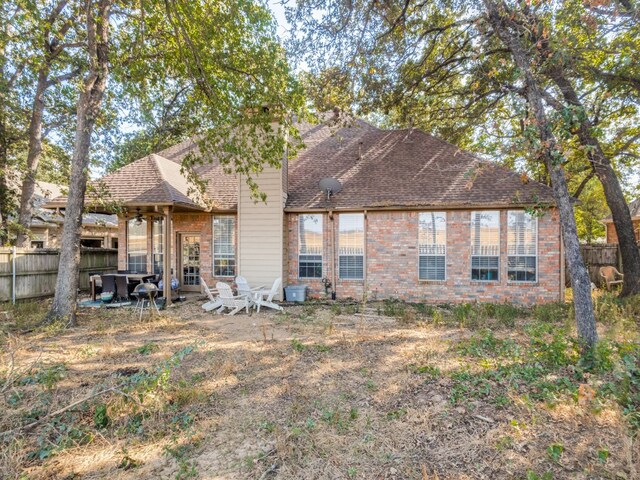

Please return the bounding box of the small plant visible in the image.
[492,303,522,327]
[259,420,276,433]
[118,447,142,470]
[546,443,564,463]
[322,277,332,295]
[386,408,407,420]
[347,466,357,478]
[291,339,305,352]
[452,303,471,323]
[533,302,569,323]
[495,435,513,451]
[31,362,66,390]
[597,447,609,464]
[303,302,319,315]
[305,417,316,430]
[525,471,553,480]
[164,440,200,480]
[345,303,360,315]
[382,298,407,318]
[137,342,159,355]
[409,364,441,380]
[93,403,110,429]
[314,343,331,352]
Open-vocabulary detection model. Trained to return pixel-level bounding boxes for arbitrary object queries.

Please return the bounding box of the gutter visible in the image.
[284,203,559,213]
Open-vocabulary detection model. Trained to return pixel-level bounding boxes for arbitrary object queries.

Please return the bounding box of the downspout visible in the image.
[330,210,336,299]
[363,209,368,303]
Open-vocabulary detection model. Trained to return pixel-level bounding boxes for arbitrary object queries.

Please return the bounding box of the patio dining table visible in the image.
[91,273,154,301]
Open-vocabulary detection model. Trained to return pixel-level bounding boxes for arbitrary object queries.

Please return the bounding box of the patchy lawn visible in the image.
[0,294,639,480]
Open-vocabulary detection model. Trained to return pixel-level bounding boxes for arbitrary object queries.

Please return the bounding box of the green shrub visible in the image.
[457,330,520,359]
[382,298,406,318]
[533,302,569,323]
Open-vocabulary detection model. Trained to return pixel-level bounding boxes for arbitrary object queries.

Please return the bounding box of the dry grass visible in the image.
[0,295,638,480]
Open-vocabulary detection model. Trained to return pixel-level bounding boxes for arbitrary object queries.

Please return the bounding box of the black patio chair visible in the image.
[115,275,130,302]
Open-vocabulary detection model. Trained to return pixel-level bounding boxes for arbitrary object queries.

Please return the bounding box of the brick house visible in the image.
[602,199,640,244]
[47,117,564,305]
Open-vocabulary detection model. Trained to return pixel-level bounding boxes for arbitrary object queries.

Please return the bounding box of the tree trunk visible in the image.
[0,112,11,246]
[546,70,640,297]
[16,69,48,247]
[47,0,112,327]
[483,0,597,347]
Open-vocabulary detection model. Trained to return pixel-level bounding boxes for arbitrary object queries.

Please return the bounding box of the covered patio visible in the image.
[45,152,219,307]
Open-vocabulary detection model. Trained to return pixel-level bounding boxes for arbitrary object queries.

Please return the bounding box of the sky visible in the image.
[268,0,290,39]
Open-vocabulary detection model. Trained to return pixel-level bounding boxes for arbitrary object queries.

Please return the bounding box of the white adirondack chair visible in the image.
[253,278,283,313]
[216,282,251,316]
[201,277,222,312]
[235,276,264,300]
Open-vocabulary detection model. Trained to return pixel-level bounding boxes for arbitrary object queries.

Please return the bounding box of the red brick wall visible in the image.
[286,209,562,305]
[116,208,562,304]
[117,212,238,289]
[606,220,640,244]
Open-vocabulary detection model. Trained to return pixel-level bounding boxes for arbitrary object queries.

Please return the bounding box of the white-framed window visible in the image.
[298,214,323,278]
[419,212,446,280]
[127,217,147,273]
[339,213,364,279]
[471,211,500,281]
[213,216,236,277]
[152,217,164,274]
[507,211,538,282]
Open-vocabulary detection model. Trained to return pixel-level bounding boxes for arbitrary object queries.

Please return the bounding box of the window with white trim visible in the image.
[127,218,147,273]
[419,212,446,280]
[298,214,323,278]
[471,211,500,281]
[339,213,364,279]
[507,211,537,282]
[152,217,164,274]
[213,216,236,277]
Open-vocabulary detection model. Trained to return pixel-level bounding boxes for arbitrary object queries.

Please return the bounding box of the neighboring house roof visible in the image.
[287,120,554,210]
[602,198,640,223]
[15,179,117,228]
[45,116,556,213]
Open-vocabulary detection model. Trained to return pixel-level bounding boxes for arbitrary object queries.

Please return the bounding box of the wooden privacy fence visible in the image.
[0,248,118,302]
[571,244,621,287]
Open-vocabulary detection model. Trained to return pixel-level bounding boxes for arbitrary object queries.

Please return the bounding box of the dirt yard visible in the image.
[0,296,638,479]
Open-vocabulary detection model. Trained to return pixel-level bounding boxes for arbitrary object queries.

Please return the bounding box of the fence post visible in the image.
[12,246,16,304]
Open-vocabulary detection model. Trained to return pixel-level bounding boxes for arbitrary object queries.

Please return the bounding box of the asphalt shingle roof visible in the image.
[602,198,640,223]
[286,120,554,210]
[46,117,555,212]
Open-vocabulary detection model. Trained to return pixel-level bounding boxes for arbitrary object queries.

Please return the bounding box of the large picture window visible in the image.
[471,211,500,281]
[507,211,538,282]
[127,217,147,273]
[152,217,164,274]
[419,212,446,280]
[339,213,364,279]
[213,216,236,277]
[298,214,323,278]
